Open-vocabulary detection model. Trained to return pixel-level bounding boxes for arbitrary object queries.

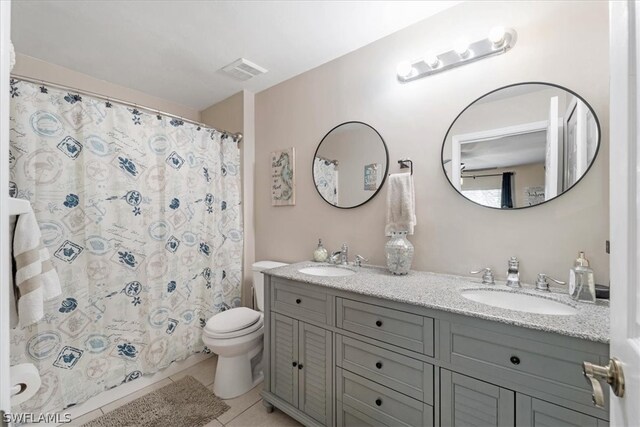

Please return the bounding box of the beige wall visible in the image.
[255,1,610,285]
[201,91,256,308]
[13,53,201,121]
[201,91,244,133]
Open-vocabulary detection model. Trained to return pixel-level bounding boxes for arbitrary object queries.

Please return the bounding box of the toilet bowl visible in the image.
[203,261,287,399]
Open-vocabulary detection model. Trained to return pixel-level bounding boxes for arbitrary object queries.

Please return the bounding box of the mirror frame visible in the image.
[313,120,390,209]
[440,81,602,210]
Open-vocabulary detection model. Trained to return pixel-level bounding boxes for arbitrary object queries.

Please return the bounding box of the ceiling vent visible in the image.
[221,58,268,81]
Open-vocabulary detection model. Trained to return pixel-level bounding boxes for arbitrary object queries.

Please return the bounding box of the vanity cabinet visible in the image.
[262,274,610,427]
[270,312,333,426]
[440,370,515,426]
[515,396,609,427]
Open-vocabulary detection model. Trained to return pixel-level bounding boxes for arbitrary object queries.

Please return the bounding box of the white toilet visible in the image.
[203,261,287,399]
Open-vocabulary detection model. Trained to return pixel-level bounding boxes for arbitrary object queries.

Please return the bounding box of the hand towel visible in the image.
[13,210,62,327]
[385,172,417,236]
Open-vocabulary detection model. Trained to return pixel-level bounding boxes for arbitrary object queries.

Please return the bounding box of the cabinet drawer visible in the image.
[337,368,433,427]
[272,279,331,325]
[443,322,609,413]
[336,335,433,403]
[336,298,434,356]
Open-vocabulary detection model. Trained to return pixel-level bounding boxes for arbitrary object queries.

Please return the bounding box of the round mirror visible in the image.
[313,121,389,208]
[441,82,600,209]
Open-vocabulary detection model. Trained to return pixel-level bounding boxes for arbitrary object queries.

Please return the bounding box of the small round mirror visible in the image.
[441,82,600,209]
[313,121,389,208]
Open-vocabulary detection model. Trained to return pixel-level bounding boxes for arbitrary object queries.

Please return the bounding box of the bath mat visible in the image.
[82,375,229,427]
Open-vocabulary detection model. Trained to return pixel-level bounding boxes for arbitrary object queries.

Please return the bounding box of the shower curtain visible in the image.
[8,80,243,414]
[313,157,338,205]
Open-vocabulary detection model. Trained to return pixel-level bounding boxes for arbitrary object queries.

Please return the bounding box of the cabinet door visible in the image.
[271,313,299,408]
[441,370,515,427]
[298,321,333,425]
[516,395,609,427]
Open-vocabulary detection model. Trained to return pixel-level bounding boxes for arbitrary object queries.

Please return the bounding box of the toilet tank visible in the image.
[252,261,288,312]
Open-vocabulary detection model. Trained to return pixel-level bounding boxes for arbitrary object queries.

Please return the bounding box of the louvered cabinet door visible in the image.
[271,313,299,408]
[440,370,515,427]
[298,321,333,425]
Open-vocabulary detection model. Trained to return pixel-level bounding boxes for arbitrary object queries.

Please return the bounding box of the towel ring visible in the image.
[394,159,413,175]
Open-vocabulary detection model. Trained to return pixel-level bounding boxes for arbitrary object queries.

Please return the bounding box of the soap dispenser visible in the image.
[313,239,328,262]
[569,251,596,303]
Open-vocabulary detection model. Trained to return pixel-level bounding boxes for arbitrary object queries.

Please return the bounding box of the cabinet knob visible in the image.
[375,398,382,406]
[295,298,301,304]
[298,364,303,370]
[510,356,521,365]
[375,320,383,327]
[375,362,383,369]
[292,361,297,367]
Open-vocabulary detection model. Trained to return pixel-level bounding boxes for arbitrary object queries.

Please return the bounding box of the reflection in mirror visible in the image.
[313,121,388,208]
[442,83,600,209]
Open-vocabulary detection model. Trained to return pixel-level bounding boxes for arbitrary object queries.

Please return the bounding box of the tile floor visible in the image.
[67,356,301,427]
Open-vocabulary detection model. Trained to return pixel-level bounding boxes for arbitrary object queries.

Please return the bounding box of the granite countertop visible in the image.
[265,261,610,344]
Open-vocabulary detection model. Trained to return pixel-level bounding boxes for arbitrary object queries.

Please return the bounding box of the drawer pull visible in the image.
[295,298,301,304]
[375,320,383,327]
[375,398,382,406]
[510,356,521,365]
[292,361,297,367]
[298,364,304,369]
[375,361,383,369]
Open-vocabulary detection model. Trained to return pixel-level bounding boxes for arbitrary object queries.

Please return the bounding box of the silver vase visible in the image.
[385,231,414,275]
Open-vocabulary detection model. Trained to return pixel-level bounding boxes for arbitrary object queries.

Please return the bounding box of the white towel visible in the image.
[12,210,62,327]
[385,172,417,236]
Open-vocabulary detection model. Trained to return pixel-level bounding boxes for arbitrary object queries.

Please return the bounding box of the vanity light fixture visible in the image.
[397,26,517,82]
[424,54,440,69]
[396,61,415,79]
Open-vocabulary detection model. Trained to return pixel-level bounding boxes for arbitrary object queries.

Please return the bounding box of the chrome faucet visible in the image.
[330,243,349,265]
[470,267,495,285]
[353,255,368,267]
[534,273,566,292]
[506,257,521,288]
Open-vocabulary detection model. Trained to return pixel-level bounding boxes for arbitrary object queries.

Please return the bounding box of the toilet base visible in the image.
[213,348,263,399]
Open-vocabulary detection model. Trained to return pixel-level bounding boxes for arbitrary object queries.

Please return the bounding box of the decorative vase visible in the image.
[385,231,414,275]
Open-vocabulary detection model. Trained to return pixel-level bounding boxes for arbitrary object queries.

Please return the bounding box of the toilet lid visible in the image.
[204,315,263,339]
[205,307,261,334]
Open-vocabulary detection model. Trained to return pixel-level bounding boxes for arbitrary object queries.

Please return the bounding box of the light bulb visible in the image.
[424,54,440,69]
[489,26,506,47]
[454,39,470,58]
[396,61,414,78]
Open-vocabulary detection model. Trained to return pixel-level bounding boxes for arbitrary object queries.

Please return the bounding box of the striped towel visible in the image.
[12,210,61,327]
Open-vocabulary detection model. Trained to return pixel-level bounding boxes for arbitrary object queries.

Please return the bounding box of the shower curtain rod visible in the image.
[10,74,243,144]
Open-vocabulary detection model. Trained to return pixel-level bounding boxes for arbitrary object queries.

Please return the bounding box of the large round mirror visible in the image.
[441,82,600,209]
[313,121,389,208]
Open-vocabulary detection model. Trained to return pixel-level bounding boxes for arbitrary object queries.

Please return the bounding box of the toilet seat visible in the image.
[204,308,263,339]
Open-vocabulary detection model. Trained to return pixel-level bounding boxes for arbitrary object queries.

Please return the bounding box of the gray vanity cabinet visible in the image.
[262,274,609,427]
[515,395,609,427]
[270,312,333,426]
[440,370,515,427]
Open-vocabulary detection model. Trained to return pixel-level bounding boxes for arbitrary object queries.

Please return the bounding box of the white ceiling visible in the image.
[11,0,461,111]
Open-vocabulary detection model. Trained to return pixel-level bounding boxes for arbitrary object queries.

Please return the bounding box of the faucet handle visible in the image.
[470,268,495,285]
[535,273,566,291]
[354,255,368,267]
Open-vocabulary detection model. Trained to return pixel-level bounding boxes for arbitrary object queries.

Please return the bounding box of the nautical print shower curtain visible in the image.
[8,80,243,414]
[313,157,338,205]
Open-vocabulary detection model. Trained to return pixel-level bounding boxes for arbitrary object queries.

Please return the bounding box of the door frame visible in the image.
[450,120,549,191]
[609,0,640,424]
[1,0,13,424]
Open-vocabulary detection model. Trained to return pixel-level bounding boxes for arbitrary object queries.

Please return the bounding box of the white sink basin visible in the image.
[298,266,356,277]
[461,289,578,315]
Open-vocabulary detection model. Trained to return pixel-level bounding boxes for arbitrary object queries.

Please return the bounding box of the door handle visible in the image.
[582,358,625,408]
